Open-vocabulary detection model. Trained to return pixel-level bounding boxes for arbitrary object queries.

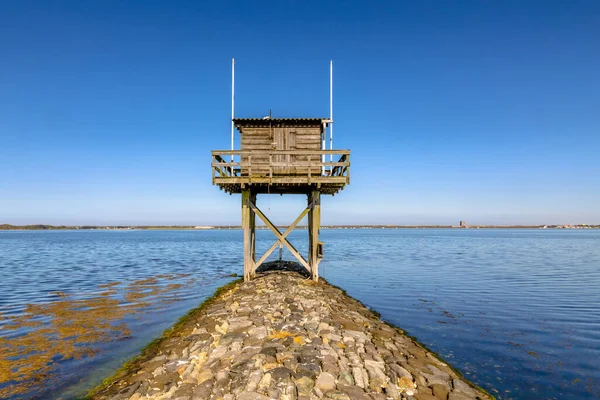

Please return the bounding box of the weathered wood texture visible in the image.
[242,190,256,281]
[249,192,256,276]
[211,149,350,195]
[308,190,321,281]
[240,126,323,176]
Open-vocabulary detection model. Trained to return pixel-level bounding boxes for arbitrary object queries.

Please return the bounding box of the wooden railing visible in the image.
[211,150,350,183]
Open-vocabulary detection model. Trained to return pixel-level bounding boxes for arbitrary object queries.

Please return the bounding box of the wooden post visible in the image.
[308,192,313,277]
[242,189,252,282]
[250,191,256,278]
[308,190,321,281]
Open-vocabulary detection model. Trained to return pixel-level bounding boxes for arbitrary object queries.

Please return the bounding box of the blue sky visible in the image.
[1,1,599,226]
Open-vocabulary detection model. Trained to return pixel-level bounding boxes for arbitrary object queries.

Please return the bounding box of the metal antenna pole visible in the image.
[321,121,326,176]
[231,58,235,162]
[329,60,333,165]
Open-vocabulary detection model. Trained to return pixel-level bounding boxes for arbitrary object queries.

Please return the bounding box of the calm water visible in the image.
[0,229,599,399]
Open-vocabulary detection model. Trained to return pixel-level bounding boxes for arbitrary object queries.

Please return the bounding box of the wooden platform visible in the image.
[212,149,350,195]
[212,147,350,282]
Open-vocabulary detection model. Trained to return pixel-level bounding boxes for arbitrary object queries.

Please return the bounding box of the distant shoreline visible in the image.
[1,224,598,231]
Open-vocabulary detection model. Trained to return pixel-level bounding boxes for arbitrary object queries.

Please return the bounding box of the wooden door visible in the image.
[273,128,296,175]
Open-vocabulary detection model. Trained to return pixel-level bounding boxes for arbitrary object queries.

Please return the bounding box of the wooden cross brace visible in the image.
[249,199,315,275]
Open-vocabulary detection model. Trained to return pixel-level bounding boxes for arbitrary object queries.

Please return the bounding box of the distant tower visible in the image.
[460,221,467,228]
[211,60,350,282]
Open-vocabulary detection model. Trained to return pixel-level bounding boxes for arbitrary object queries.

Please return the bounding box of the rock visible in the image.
[237,306,252,316]
[318,322,330,332]
[285,381,298,399]
[365,363,387,390]
[195,368,213,384]
[315,372,336,392]
[191,379,213,399]
[364,359,385,371]
[369,377,386,393]
[338,384,371,400]
[209,345,228,360]
[296,363,320,380]
[344,330,369,342]
[237,392,271,400]
[257,372,272,391]
[398,376,413,391]
[337,371,354,386]
[415,394,437,400]
[248,326,267,339]
[352,367,365,388]
[295,376,315,395]
[322,362,340,376]
[171,382,195,398]
[385,382,401,399]
[427,365,450,380]
[245,369,263,392]
[228,317,253,332]
[269,367,294,382]
[424,373,451,387]
[325,391,350,400]
[215,321,228,334]
[90,271,490,400]
[448,392,473,400]
[415,374,428,388]
[361,368,370,390]
[452,379,477,396]
[390,364,413,381]
[431,383,450,399]
[328,333,342,342]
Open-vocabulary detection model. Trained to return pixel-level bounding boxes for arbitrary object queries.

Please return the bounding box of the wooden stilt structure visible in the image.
[213,117,349,282]
[212,59,348,281]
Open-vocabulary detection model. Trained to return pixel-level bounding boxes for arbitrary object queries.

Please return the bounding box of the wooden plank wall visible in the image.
[293,127,321,176]
[240,125,322,176]
[240,127,272,176]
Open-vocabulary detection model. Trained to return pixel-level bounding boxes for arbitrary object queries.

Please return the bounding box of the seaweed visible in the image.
[0,273,192,398]
[87,278,242,398]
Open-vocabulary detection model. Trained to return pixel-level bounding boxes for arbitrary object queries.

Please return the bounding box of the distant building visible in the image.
[459,221,468,228]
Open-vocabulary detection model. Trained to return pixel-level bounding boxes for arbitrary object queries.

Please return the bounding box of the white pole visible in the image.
[321,122,325,175]
[231,58,235,162]
[329,60,333,166]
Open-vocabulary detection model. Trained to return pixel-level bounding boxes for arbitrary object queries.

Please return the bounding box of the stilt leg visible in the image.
[308,192,313,277]
[242,189,252,281]
[309,190,321,281]
[250,191,256,278]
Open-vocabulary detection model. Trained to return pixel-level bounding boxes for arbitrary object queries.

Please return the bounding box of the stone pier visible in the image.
[91,265,492,400]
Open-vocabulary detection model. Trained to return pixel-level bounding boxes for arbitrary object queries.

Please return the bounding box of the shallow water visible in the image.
[0,229,599,399]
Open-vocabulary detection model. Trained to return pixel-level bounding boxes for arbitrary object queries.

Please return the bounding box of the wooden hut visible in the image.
[211,61,350,282]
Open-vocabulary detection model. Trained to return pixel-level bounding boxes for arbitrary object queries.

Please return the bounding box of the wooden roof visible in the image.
[233,118,328,128]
